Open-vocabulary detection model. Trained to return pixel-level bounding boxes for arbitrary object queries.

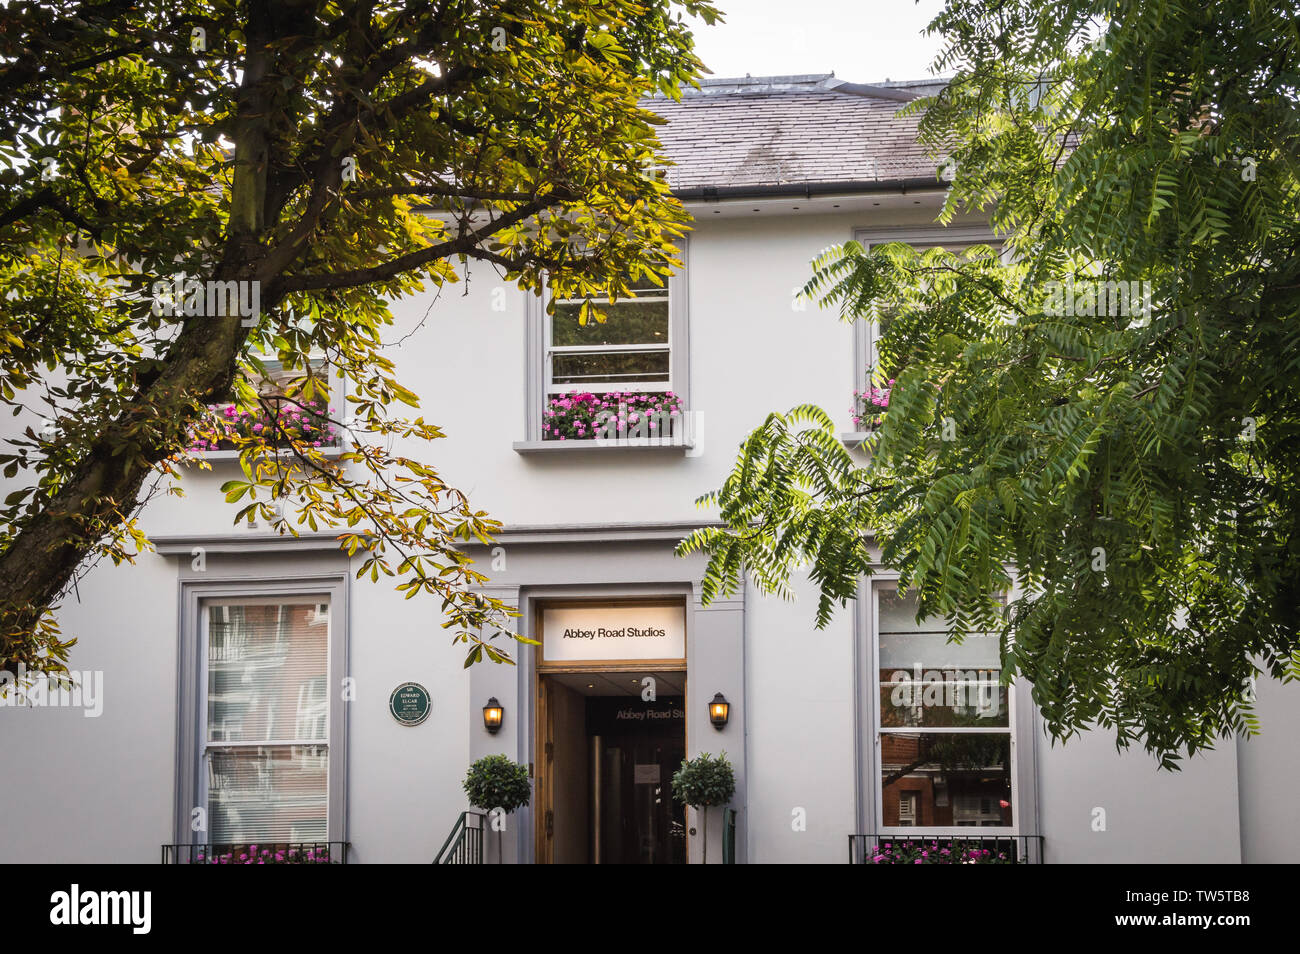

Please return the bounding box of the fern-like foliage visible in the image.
[682,0,1300,768]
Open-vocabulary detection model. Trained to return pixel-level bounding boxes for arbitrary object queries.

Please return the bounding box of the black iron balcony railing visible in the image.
[849,833,1044,864]
[162,841,349,864]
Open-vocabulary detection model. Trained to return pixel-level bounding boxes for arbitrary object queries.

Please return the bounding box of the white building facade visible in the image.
[2,75,1296,864]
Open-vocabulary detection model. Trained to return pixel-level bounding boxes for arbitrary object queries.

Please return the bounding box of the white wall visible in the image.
[1037,727,1242,863]
[1236,675,1300,863]
[0,554,177,863]
[744,576,856,863]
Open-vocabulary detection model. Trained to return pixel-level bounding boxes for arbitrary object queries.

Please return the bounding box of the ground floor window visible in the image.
[201,597,331,843]
[873,581,1015,831]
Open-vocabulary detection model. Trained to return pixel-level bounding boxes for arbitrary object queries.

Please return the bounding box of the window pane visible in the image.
[552,300,669,347]
[552,349,670,386]
[207,602,329,743]
[880,733,1012,827]
[207,744,328,843]
[879,586,1006,727]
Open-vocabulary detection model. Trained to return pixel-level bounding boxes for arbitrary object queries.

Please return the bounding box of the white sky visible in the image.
[687,0,950,84]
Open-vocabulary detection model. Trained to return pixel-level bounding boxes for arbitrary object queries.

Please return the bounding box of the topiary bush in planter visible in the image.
[463,754,531,863]
[671,751,735,864]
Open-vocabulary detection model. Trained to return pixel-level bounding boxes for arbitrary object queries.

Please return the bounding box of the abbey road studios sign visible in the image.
[543,604,686,662]
[389,682,431,726]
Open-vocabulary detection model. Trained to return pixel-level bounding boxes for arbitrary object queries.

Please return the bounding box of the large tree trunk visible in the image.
[0,6,282,663]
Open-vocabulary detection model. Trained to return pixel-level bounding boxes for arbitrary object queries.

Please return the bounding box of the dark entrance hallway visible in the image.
[537,671,686,864]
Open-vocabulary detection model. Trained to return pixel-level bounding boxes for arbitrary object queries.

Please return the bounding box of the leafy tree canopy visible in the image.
[680,0,1300,767]
[0,0,718,673]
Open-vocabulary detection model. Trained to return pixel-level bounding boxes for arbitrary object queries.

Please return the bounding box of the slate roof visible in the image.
[651,74,948,195]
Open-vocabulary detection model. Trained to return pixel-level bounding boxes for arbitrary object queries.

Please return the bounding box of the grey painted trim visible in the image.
[523,291,545,442]
[174,571,351,852]
[852,579,867,842]
[853,224,998,246]
[671,234,691,410]
[840,432,877,453]
[459,520,723,546]
[182,446,346,464]
[154,533,346,556]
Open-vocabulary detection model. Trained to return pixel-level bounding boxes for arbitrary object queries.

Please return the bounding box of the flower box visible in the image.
[851,379,894,431]
[870,838,1013,864]
[543,390,685,443]
[187,398,341,454]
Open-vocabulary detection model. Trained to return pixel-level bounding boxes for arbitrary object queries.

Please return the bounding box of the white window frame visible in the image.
[869,575,1019,838]
[198,595,331,844]
[545,284,673,395]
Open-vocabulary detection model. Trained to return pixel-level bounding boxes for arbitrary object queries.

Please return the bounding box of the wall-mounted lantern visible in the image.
[483,697,504,734]
[708,692,730,730]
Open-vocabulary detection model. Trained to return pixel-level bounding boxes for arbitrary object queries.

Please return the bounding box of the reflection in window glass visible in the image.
[876,583,1013,828]
[547,278,672,394]
[879,733,1012,828]
[204,600,329,843]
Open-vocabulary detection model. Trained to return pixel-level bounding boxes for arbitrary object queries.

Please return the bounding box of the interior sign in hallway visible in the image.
[542,603,686,662]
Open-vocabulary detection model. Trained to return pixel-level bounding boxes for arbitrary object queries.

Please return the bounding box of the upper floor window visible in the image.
[522,248,690,448]
[547,276,672,394]
[190,358,342,455]
[850,228,1001,419]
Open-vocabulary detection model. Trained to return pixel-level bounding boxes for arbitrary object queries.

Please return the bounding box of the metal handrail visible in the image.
[434,811,487,864]
[722,808,738,864]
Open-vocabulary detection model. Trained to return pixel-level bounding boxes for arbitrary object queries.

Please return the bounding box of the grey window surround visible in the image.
[853,571,1040,841]
[519,238,691,450]
[173,571,351,850]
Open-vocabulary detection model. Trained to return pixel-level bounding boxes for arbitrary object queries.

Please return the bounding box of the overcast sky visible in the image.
[687,0,950,84]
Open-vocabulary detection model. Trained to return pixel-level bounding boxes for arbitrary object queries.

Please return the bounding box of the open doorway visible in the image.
[536,670,686,864]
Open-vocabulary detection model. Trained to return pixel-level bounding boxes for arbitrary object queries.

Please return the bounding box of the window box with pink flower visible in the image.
[842,374,893,452]
[515,390,695,452]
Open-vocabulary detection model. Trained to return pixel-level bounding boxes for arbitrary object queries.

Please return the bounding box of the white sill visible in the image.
[841,431,880,452]
[183,445,347,463]
[513,438,694,454]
